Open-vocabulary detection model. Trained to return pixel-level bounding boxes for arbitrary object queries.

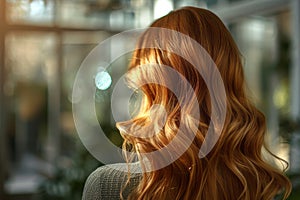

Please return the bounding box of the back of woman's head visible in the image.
[117,6,291,200]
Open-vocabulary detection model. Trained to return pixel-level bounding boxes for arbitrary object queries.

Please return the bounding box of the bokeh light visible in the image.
[95,70,112,90]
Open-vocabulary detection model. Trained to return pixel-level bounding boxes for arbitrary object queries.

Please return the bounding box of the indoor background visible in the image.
[0,0,299,199]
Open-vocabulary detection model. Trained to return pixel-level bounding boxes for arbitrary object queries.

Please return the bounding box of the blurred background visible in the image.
[0,0,299,199]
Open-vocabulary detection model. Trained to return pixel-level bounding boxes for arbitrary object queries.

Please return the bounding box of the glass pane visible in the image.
[62,30,132,150]
[61,31,109,138]
[57,0,152,29]
[4,32,57,195]
[58,1,111,29]
[61,30,127,144]
[6,0,54,25]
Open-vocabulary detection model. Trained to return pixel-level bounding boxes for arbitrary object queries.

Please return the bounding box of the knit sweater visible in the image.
[82,162,142,200]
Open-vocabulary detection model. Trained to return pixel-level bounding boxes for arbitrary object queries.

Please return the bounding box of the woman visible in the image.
[83,7,291,200]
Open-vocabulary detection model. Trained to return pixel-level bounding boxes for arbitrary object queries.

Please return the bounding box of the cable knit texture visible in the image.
[82,162,142,200]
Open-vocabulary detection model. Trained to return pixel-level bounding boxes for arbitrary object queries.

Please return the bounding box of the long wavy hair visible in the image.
[116,6,291,200]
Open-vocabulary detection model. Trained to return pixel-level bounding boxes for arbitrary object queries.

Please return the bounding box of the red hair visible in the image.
[117,7,291,200]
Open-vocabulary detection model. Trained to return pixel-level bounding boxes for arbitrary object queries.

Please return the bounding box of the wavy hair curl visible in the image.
[117,7,291,200]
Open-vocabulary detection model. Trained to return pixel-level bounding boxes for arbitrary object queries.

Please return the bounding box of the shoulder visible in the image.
[82,162,142,200]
